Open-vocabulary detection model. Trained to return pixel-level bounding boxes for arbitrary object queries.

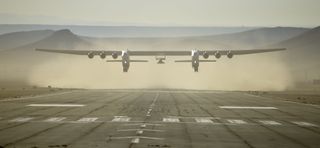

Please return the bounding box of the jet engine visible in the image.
[88,52,94,59]
[215,52,221,59]
[227,51,233,58]
[112,52,118,59]
[203,52,209,59]
[100,52,106,59]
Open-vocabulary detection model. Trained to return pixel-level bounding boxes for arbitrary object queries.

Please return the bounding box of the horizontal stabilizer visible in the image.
[199,60,216,62]
[107,60,149,62]
[131,60,148,62]
[175,60,192,62]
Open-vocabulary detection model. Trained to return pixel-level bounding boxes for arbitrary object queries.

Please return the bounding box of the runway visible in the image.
[0,90,319,148]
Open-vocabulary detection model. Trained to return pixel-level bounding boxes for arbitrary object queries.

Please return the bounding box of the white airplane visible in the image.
[36,48,285,72]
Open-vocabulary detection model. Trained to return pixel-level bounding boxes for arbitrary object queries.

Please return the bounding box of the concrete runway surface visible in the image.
[0,90,319,148]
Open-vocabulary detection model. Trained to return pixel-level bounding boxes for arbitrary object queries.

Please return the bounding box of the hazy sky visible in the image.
[0,0,319,27]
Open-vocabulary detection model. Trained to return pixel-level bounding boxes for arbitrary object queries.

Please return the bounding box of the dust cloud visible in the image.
[27,51,293,91]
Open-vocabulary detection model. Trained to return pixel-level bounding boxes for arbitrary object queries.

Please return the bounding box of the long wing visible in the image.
[36,48,120,55]
[202,48,286,55]
[35,48,191,56]
[35,48,285,56]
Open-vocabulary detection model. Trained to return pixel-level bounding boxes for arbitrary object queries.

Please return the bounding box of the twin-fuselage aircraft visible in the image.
[36,48,285,72]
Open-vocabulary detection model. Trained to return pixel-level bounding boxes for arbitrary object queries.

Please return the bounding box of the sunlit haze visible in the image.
[0,0,319,27]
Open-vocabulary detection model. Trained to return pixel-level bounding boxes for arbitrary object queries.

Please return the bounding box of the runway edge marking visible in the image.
[292,121,318,127]
[44,117,66,122]
[112,116,131,122]
[258,120,282,125]
[219,106,277,109]
[162,117,180,122]
[0,90,80,102]
[9,117,34,122]
[195,117,214,123]
[77,117,98,122]
[27,104,85,107]
[227,119,247,124]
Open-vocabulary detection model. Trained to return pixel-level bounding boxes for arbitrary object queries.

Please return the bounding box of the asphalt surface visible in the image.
[0,90,319,148]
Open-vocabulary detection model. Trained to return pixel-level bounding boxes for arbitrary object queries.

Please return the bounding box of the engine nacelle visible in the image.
[112,52,118,59]
[88,52,94,59]
[227,51,233,58]
[100,52,106,59]
[215,52,221,59]
[203,52,209,59]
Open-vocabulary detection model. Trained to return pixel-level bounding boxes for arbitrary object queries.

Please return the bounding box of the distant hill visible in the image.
[276,26,320,51]
[0,29,93,64]
[0,30,53,50]
[1,29,92,65]
[86,27,308,50]
[0,26,309,52]
[273,26,320,60]
[1,29,92,59]
[200,27,309,48]
[271,26,320,83]
[19,29,92,50]
[0,29,93,86]
[0,24,257,37]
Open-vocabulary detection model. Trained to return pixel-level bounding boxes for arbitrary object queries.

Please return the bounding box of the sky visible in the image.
[0,0,319,27]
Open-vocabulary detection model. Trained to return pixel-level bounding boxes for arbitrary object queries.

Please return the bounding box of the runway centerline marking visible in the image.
[146,93,159,117]
[10,117,34,122]
[163,117,180,122]
[27,104,85,107]
[118,129,165,132]
[167,116,220,119]
[292,121,318,127]
[44,117,66,122]
[259,120,282,125]
[227,119,247,124]
[219,106,277,109]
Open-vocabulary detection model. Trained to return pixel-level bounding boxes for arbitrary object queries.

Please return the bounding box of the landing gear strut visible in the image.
[194,67,199,72]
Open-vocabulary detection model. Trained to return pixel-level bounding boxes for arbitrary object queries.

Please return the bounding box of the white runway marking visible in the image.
[167,116,220,119]
[259,120,282,125]
[136,130,143,135]
[118,129,164,132]
[0,91,77,102]
[163,117,180,122]
[220,106,277,109]
[140,124,147,128]
[227,119,247,124]
[292,121,318,127]
[27,104,85,107]
[112,116,131,122]
[77,117,98,122]
[123,123,163,128]
[112,136,164,140]
[146,93,159,117]
[44,117,66,122]
[131,137,140,143]
[195,118,213,123]
[10,117,34,122]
